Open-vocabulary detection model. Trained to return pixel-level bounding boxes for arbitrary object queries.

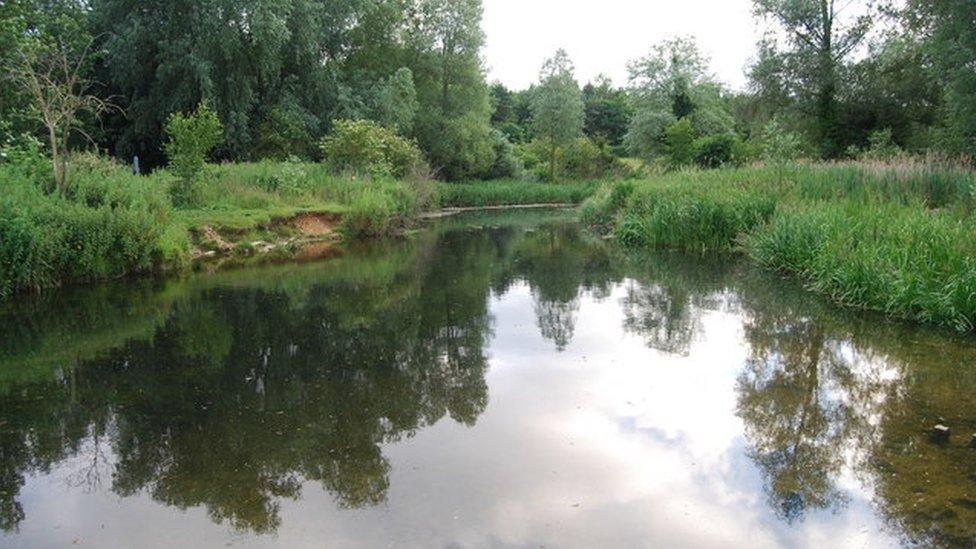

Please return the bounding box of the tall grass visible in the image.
[183,161,426,237]
[746,200,976,331]
[437,180,598,208]
[585,162,976,331]
[612,180,775,251]
[0,155,171,297]
[0,157,433,297]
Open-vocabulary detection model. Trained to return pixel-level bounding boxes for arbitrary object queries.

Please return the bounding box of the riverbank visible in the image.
[582,161,976,331]
[0,156,600,298]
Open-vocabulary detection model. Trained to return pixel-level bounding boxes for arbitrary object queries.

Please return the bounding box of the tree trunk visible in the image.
[48,125,64,195]
[549,141,557,182]
[817,0,839,158]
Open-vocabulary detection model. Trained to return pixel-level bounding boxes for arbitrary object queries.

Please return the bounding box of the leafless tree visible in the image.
[8,38,115,195]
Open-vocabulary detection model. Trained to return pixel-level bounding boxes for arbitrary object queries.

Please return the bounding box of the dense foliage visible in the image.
[319,119,424,179]
[583,164,976,330]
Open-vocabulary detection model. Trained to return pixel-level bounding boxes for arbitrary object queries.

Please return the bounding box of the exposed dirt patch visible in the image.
[192,213,343,264]
[200,225,235,252]
[290,213,339,236]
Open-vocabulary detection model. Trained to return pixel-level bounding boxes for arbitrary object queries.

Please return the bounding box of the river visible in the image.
[0,210,974,548]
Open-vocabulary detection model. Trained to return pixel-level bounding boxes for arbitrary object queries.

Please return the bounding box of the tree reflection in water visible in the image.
[0,215,974,544]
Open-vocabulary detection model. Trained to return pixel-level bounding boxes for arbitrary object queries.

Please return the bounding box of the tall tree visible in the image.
[624,37,733,160]
[407,0,495,180]
[530,49,584,182]
[753,0,876,157]
[90,0,367,166]
[582,74,632,148]
[904,0,976,156]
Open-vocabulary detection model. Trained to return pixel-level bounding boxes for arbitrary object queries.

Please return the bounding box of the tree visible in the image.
[761,118,802,182]
[8,34,113,195]
[91,0,368,166]
[582,74,632,148]
[408,0,496,180]
[530,49,584,182]
[164,102,223,205]
[624,37,733,160]
[753,0,877,157]
[664,118,695,168]
[904,0,976,156]
[369,68,419,135]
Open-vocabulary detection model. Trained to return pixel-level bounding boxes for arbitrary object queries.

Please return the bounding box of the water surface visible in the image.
[1,211,975,548]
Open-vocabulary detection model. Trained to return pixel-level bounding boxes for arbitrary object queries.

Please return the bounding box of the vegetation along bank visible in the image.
[582,162,976,332]
[2,0,975,334]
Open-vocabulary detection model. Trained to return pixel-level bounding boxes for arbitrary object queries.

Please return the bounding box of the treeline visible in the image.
[1,0,974,183]
[490,1,976,174]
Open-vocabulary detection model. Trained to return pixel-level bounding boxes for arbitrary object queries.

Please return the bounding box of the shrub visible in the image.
[693,133,747,169]
[561,137,615,180]
[485,129,523,179]
[0,156,172,297]
[164,102,224,206]
[320,119,424,179]
[761,119,803,182]
[0,131,51,190]
[860,128,903,161]
[664,118,696,169]
[419,113,495,181]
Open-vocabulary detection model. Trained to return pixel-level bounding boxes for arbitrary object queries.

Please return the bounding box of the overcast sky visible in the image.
[482,0,759,91]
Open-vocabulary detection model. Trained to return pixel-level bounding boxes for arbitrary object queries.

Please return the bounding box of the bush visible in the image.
[0,156,171,297]
[419,113,495,181]
[0,131,51,190]
[164,102,224,206]
[693,133,747,169]
[485,129,523,180]
[320,119,425,179]
[561,137,616,180]
[516,137,631,182]
[664,118,696,169]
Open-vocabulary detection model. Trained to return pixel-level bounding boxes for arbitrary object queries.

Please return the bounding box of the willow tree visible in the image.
[530,49,584,182]
[624,37,733,161]
[753,0,876,157]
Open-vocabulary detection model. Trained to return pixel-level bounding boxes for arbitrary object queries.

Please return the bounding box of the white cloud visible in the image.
[482,0,759,90]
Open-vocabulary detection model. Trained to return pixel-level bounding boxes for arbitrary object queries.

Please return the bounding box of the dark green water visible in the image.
[1,210,974,548]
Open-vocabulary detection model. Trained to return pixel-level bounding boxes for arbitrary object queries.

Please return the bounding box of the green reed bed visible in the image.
[585,163,976,331]
[747,200,976,331]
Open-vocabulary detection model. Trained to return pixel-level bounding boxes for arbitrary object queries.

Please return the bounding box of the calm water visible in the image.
[1,211,975,548]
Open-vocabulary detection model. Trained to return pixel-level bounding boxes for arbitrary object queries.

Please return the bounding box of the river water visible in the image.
[0,210,974,548]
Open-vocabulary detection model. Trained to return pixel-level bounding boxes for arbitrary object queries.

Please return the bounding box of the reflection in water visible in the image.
[0,211,974,547]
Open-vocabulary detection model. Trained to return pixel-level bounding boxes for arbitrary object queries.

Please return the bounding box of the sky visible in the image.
[482,0,760,91]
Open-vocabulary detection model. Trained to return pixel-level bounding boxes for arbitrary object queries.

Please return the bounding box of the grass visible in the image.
[0,157,430,297]
[0,154,599,299]
[436,179,599,207]
[583,162,976,331]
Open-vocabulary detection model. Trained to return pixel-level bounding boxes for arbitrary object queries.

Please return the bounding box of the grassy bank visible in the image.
[583,162,976,331]
[0,157,431,298]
